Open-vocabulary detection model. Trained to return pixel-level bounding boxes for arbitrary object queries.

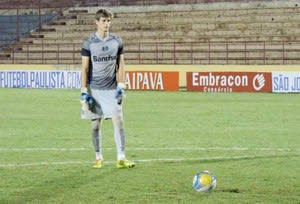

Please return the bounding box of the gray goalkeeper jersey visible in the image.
[81,32,124,90]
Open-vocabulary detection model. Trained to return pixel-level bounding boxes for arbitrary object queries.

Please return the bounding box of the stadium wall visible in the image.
[0,64,299,87]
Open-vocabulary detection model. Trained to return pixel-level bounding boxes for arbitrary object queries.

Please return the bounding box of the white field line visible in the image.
[1,154,298,168]
[0,148,89,151]
[0,147,299,152]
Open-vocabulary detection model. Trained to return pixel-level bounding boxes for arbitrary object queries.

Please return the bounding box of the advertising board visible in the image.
[186,72,272,92]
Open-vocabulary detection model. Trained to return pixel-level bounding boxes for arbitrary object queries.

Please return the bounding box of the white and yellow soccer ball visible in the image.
[192,170,217,193]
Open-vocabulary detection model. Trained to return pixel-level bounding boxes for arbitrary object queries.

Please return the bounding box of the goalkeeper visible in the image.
[80,8,135,169]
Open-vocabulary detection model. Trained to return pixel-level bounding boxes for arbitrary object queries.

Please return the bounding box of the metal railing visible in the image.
[1,40,300,64]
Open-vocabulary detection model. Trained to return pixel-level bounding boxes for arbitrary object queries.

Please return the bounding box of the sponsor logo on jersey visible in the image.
[92,55,117,62]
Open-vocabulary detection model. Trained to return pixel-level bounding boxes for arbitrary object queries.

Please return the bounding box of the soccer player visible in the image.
[80,8,135,169]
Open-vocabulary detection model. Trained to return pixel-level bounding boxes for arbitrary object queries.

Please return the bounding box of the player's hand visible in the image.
[115,83,125,105]
[80,87,95,111]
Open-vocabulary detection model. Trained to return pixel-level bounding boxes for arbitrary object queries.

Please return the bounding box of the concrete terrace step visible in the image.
[2,1,300,65]
[62,12,300,26]
[70,7,300,19]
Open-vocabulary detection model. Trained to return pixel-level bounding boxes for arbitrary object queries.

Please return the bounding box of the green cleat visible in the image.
[116,159,135,169]
[92,160,102,169]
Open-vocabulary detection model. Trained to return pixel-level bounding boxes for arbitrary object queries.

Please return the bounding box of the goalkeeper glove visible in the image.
[80,87,95,111]
[115,83,125,105]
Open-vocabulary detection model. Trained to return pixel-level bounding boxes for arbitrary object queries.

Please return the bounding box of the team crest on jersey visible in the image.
[102,46,109,52]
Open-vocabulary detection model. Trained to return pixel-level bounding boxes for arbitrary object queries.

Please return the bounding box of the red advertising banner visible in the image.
[186,72,272,92]
[125,71,179,91]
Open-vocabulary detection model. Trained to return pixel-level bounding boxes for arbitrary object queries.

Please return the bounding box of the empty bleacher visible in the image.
[0,0,300,64]
[0,14,59,50]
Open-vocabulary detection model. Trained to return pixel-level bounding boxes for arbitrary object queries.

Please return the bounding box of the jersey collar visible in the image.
[95,32,110,42]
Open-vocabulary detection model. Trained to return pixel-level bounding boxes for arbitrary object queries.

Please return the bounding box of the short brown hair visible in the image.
[95,8,113,21]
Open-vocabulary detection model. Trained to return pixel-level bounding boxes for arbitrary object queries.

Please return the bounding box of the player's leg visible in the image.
[112,114,125,160]
[112,113,135,169]
[91,118,103,168]
[94,89,135,168]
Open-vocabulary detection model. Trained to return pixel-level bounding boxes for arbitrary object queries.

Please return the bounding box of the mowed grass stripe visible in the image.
[0,147,299,152]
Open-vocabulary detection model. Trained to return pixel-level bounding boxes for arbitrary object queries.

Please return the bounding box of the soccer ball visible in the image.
[192,170,217,193]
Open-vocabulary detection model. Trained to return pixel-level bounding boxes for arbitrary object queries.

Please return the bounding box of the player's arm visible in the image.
[115,54,125,104]
[80,55,95,109]
[81,56,89,90]
[117,54,125,84]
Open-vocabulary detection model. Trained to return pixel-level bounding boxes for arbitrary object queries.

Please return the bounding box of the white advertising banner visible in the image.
[272,72,300,93]
[0,70,81,89]
[0,70,179,91]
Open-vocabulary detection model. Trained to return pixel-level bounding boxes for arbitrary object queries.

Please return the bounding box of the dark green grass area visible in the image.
[0,89,299,204]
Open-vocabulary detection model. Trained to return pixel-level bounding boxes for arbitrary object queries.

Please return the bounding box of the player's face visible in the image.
[96,17,111,33]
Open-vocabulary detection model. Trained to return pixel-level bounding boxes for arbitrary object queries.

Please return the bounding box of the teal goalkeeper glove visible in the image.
[80,87,95,111]
[115,83,125,105]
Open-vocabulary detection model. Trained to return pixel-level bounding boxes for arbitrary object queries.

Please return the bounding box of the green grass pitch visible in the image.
[0,89,299,204]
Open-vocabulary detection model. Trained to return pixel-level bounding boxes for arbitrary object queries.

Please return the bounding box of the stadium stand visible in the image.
[0,14,58,49]
[0,0,299,64]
